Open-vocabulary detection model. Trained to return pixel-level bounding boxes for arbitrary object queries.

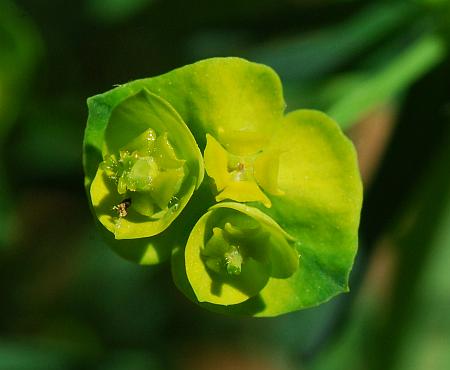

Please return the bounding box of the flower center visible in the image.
[224,245,243,275]
[101,128,186,218]
[204,134,283,207]
[201,211,271,278]
[202,227,251,277]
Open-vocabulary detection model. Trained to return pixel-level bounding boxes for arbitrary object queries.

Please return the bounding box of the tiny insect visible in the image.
[113,198,132,218]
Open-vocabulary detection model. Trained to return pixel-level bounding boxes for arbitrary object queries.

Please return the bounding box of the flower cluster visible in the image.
[83,58,362,316]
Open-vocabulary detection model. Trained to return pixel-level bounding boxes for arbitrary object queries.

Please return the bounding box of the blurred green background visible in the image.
[1,0,449,369]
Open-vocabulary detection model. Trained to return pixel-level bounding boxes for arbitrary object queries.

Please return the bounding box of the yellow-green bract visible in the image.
[83,57,363,317]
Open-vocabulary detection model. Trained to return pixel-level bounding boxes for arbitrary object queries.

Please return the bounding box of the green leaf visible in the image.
[250,109,363,316]
[87,57,285,154]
